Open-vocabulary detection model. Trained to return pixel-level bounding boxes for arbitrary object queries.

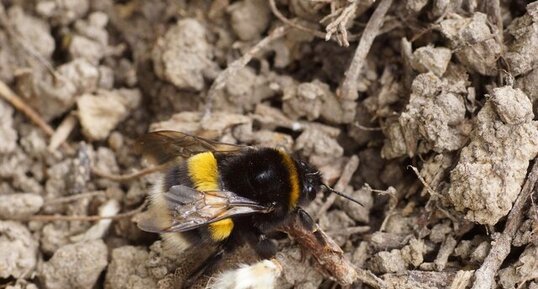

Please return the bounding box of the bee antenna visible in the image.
[321,184,363,206]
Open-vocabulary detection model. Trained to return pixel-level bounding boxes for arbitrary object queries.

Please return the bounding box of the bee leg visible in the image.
[183,232,244,288]
[244,229,277,259]
[182,246,225,289]
[297,208,316,231]
[297,208,327,246]
[253,234,277,259]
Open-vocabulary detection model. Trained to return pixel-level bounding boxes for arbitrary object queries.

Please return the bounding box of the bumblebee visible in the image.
[136,131,360,285]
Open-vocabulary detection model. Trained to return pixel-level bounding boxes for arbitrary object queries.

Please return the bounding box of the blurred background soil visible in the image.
[0,0,538,288]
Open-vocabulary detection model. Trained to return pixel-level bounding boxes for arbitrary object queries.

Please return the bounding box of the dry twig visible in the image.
[44,191,106,206]
[22,200,147,222]
[370,185,399,232]
[408,165,440,197]
[0,80,73,152]
[269,0,326,38]
[480,0,503,44]
[316,155,360,219]
[268,0,362,46]
[471,160,538,289]
[326,225,370,236]
[204,25,289,117]
[277,212,386,288]
[339,0,393,101]
[0,80,54,136]
[48,114,77,151]
[322,0,359,46]
[383,270,462,289]
[353,121,382,131]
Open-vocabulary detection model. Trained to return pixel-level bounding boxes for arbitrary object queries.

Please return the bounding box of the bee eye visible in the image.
[304,182,317,201]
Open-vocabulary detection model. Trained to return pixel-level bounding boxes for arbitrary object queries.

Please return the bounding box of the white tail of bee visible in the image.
[140,178,193,253]
[208,259,282,289]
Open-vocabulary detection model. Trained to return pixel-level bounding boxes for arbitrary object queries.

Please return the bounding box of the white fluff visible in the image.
[149,178,192,253]
[208,259,282,289]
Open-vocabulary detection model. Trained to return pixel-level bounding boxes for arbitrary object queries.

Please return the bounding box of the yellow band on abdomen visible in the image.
[187,152,233,241]
[208,219,234,241]
[187,152,220,191]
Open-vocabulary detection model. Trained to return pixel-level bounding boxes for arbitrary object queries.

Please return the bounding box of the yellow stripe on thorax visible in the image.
[187,152,233,241]
[278,150,300,208]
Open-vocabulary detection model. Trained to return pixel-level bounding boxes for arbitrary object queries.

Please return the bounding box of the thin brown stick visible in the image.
[277,212,386,288]
[471,160,538,289]
[48,114,77,151]
[316,155,360,219]
[339,0,393,101]
[0,80,73,152]
[353,121,382,131]
[408,165,440,197]
[316,155,359,219]
[356,268,387,289]
[323,0,358,46]
[44,191,106,206]
[91,164,167,182]
[481,0,503,44]
[268,0,361,45]
[204,25,289,117]
[24,200,147,222]
[269,0,326,38]
[326,225,370,236]
[0,80,54,136]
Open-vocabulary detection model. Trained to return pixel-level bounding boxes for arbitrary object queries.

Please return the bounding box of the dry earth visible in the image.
[0,0,538,289]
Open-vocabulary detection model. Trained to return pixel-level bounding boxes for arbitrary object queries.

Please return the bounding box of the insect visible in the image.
[136,130,361,286]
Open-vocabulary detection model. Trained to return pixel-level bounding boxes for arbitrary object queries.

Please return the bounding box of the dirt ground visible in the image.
[0,0,538,288]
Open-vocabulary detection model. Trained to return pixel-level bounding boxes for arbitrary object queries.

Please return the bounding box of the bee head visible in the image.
[295,160,322,205]
[294,158,363,207]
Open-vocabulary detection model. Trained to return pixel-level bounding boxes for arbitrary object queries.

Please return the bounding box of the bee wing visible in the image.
[136,130,247,165]
[138,185,272,234]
